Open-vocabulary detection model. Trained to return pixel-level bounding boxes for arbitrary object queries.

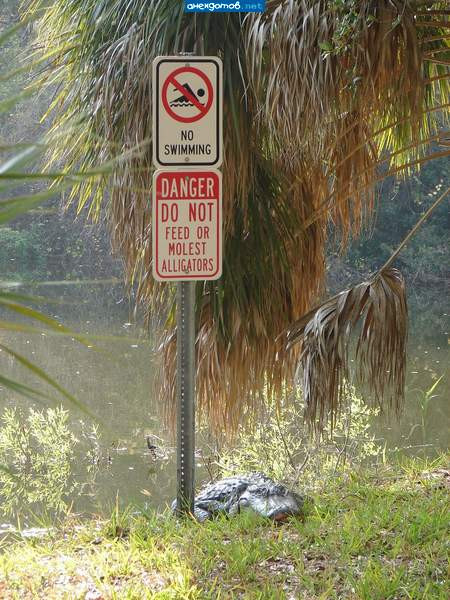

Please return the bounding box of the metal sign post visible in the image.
[152,55,223,518]
[176,281,196,515]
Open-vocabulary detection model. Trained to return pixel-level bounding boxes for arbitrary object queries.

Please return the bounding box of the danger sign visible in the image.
[152,170,222,281]
[153,56,222,168]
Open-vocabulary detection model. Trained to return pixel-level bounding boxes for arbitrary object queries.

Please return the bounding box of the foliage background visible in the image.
[0,0,123,284]
[17,0,448,430]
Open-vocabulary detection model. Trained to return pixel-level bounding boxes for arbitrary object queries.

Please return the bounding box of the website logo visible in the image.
[184,1,265,12]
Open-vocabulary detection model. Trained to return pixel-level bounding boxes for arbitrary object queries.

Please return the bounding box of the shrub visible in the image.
[217,384,381,492]
[0,226,46,280]
[0,406,78,517]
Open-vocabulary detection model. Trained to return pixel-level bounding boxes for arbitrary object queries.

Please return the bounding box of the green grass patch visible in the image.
[0,457,448,599]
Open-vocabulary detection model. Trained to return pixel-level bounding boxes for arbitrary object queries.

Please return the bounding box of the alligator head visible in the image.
[234,483,305,521]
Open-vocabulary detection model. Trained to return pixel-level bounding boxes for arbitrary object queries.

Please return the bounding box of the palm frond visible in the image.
[286,268,407,432]
[285,182,449,432]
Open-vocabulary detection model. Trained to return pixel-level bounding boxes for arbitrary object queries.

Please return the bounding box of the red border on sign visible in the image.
[154,171,221,280]
[161,66,214,124]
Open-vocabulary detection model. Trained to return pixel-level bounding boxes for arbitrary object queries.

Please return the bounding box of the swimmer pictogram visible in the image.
[162,66,213,123]
[170,83,205,107]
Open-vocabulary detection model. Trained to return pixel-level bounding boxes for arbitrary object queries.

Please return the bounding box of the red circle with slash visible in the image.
[161,66,214,124]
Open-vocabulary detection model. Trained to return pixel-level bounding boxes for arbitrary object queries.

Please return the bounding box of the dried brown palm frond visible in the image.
[245,0,449,240]
[286,268,407,432]
[285,184,449,432]
[25,0,450,432]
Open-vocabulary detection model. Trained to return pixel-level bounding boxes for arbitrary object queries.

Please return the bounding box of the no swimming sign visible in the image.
[152,56,223,168]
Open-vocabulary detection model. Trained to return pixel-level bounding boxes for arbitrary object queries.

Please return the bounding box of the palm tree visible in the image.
[25,0,449,431]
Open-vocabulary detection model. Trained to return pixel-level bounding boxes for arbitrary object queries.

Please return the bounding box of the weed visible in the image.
[0,405,77,517]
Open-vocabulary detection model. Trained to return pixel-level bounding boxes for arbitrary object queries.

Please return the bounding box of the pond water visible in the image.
[0,280,448,523]
[0,282,180,519]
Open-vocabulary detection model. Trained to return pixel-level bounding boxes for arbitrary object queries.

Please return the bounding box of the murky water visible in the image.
[0,281,448,522]
[0,282,180,518]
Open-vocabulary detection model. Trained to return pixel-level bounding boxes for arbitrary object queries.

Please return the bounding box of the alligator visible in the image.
[172,472,305,522]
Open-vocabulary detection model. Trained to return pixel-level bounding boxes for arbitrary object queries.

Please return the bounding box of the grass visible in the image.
[0,456,448,599]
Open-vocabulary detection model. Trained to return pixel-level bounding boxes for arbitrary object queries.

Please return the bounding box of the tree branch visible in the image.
[378,185,450,274]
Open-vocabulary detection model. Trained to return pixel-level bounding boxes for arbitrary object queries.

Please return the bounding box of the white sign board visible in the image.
[152,170,222,281]
[152,56,222,168]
